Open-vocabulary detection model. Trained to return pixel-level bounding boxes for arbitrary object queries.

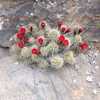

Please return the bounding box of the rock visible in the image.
[0,49,99,100]
[0,0,99,47]
[0,48,9,59]
[0,17,19,47]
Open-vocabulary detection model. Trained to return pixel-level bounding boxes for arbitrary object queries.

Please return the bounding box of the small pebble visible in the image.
[86,76,94,82]
[86,70,91,75]
[74,64,80,70]
[25,11,29,15]
[30,13,34,16]
[9,37,13,41]
[14,62,19,65]
[91,69,96,74]
[94,53,98,57]
[73,79,77,84]
[95,66,99,69]
[92,60,96,64]
[92,89,98,95]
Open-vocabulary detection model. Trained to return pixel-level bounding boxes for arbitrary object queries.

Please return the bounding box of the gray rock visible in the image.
[0,0,100,47]
[0,48,9,59]
[0,49,100,100]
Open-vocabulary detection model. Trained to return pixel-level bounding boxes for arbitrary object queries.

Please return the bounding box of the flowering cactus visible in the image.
[10,20,93,69]
[21,47,31,58]
[50,55,64,69]
[47,29,60,40]
[64,51,75,65]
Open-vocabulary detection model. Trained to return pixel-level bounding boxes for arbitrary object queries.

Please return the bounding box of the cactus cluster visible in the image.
[10,20,93,69]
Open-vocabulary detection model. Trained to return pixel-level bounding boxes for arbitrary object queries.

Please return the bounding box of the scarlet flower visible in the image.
[39,20,47,29]
[18,26,26,34]
[57,21,64,29]
[79,42,89,50]
[65,28,71,33]
[16,33,24,40]
[60,24,67,33]
[62,39,70,46]
[60,24,70,33]
[38,38,43,45]
[36,36,45,45]
[58,35,65,42]
[32,48,40,55]
[16,41,24,48]
[79,28,84,33]
[22,37,28,43]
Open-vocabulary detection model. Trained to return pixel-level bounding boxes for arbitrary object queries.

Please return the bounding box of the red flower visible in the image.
[16,41,24,48]
[58,35,65,42]
[65,28,71,33]
[32,48,40,55]
[62,39,70,46]
[79,42,89,50]
[79,28,84,33]
[36,36,45,45]
[39,20,47,29]
[60,24,67,33]
[38,38,43,45]
[57,21,64,29]
[16,33,24,40]
[60,24,70,33]
[22,37,28,43]
[18,26,26,34]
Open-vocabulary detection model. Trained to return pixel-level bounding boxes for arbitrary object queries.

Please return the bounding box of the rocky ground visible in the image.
[0,0,100,100]
[0,47,100,100]
[0,0,99,47]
